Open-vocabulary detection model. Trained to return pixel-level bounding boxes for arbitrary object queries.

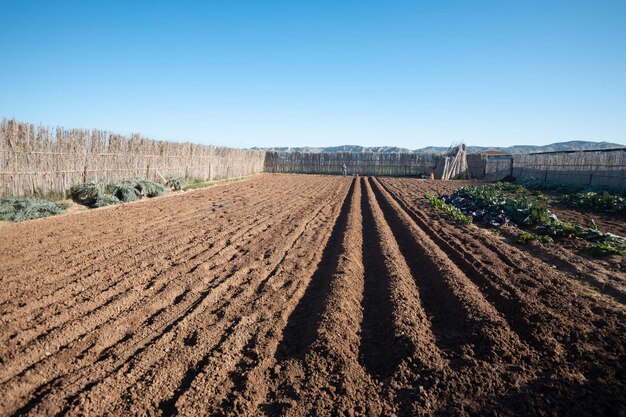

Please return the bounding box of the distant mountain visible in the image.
[254,145,413,153]
[256,141,625,154]
[417,141,626,154]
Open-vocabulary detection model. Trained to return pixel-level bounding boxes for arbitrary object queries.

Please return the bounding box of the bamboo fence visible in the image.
[513,148,626,192]
[264,151,438,177]
[0,119,266,196]
[3,117,625,197]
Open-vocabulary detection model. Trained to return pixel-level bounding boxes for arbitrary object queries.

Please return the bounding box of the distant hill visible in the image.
[254,145,413,153]
[256,141,625,154]
[416,141,626,154]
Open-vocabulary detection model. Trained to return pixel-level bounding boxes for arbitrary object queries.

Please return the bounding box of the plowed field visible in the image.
[1,174,624,416]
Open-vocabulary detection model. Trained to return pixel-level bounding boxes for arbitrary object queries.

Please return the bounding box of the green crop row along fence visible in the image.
[0,119,266,197]
[263,151,439,177]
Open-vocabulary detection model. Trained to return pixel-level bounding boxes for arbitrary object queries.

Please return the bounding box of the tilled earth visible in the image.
[0,174,624,416]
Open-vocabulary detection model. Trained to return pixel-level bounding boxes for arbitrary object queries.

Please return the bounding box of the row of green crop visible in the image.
[423,195,472,225]
[0,176,227,222]
[519,179,626,214]
[425,183,626,256]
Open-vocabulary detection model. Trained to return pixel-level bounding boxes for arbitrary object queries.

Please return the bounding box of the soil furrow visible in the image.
[4,179,349,416]
[1,174,624,416]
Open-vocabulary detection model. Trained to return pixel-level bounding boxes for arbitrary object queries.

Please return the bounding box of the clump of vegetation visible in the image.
[166,176,185,191]
[516,231,553,245]
[70,182,105,206]
[536,220,584,239]
[93,194,121,208]
[0,197,68,222]
[452,183,550,226]
[589,241,626,256]
[437,183,626,257]
[136,180,166,197]
[114,182,141,202]
[559,191,626,214]
[71,178,171,208]
[424,195,473,225]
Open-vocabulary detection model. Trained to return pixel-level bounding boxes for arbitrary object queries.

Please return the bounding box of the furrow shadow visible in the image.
[368,179,476,363]
[275,178,356,359]
[358,177,401,379]
[374,178,554,351]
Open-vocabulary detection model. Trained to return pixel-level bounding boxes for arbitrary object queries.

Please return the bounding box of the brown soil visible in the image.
[1,174,624,416]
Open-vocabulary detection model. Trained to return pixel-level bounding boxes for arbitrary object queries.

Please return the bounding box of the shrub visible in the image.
[0,197,68,222]
[114,182,141,202]
[94,194,121,208]
[70,182,105,206]
[166,177,185,191]
[136,180,166,197]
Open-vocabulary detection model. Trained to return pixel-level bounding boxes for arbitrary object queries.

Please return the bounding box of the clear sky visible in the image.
[1,1,625,149]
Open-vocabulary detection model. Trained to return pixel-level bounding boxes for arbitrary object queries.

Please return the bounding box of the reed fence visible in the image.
[513,148,626,192]
[264,151,438,176]
[0,119,266,197]
[3,118,625,197]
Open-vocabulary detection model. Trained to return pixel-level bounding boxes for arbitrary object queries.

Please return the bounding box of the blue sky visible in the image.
[1,1,625,149]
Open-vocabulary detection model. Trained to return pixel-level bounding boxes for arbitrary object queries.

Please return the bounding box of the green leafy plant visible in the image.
[516,231,553,245]
[183,177,209,190]
[446,183,626,257]
[590,241,626,256]
[0,197,68,222]
[536,220,584,239]
[424,195,473,225]
[454,184,550,226]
